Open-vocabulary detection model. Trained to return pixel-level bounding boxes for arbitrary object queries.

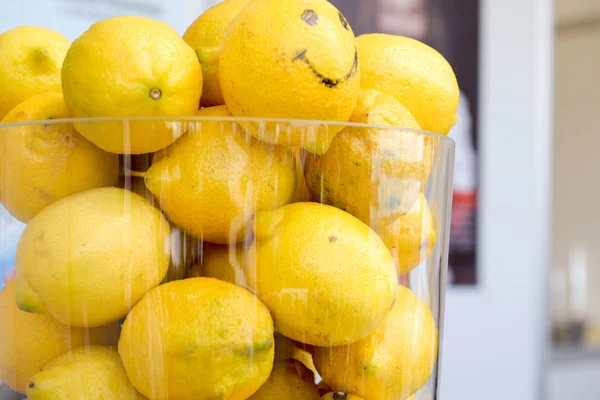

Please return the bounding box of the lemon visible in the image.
[322,393,365,400]
[356,34,459,135]
[246,202,397,347]
[219,0,360,153]
[118,277,275,400]
[378,193,437,274]
[0,280,119,393]
[15,187,171,327]
[0,93,119,223]
[144,106,296,244]
[183,0,251,107]
[61,16,203,154]
[249,359,321,400]
[187,242,246,286]
[0,26,70,120]
[313,286,438,400]
[304,88,431,228]
[27,346,145,400]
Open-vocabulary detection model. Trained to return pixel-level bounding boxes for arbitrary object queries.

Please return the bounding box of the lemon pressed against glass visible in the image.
[15,187,171,327]
[245,202,398,347]
[118,278,275,400]
[27,346,144,400]
[0,280,119,394]
[0,93,119,223]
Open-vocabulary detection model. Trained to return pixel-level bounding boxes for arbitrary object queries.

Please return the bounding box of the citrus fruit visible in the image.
[118,277,275,400]
[219,0,360,153]
[313,286,438,400]
[378,193,437,274]
[187,242,246,286]
[15,187,171,327]
[304,88,432,227]
[249,359,320,400]
[0,279,119,393]
[0,26,70,120]
[356,33,459,135]
[322,393,365,400]
[144,106,296,244]
[0,92,119,223]
[27,346,144,400]
[183,0,250,107]
[245,202,397,347]
[61,16,203,154]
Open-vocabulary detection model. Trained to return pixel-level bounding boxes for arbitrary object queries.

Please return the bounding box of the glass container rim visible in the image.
[0,116,456,145]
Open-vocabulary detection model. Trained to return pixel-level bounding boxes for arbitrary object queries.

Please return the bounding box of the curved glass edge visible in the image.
[0,116,456,144]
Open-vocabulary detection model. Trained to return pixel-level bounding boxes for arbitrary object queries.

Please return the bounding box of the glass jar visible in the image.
[0,117,454,400]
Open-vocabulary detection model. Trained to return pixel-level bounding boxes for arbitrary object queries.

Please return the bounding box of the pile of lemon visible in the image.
[0,0,459,399]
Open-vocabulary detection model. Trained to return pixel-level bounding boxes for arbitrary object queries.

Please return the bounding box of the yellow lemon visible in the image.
[245,202,397,347]
[304,88,432,227]
[61,16,203,154]
[15,187,171,327]
[313,286,438,400]
[322,393,365,400]
[144,106,296,244]
[183,0,251,107]
[118,277,275,400]
[0,280,119,393]
[187,242,246,286]
[219,0,360,153]
[378,193,437,274]
[0,26,70,120]
[356,34,459,135]
[27,346,145,400]
[0,93,119,223]
[249,359,321,400]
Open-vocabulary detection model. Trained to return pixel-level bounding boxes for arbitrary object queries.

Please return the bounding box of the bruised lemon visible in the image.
[144,106,296,244]
[27,346,144,400]
[313,286,438,400]
[183,0,251,106]
[245,202,397,347]
[219,0,360,153]
[378,193,437,274]
[356,34,459,135]
[0,26,70,119]
[0,279,119,393]
[249,359,320,400]
[0,93,119,223]
[62,16,203,154]
[119,278,275,400]
[305,89,432,227]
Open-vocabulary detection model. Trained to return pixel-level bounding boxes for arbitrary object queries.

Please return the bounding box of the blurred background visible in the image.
[1,0,600,399]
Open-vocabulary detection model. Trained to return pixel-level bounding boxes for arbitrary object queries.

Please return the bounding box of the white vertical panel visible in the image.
[440,0,554,399]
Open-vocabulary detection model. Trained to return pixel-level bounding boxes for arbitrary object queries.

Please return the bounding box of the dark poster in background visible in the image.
[332,0,479,285]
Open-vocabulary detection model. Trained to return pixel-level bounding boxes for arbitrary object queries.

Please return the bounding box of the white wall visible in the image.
[440,0,554,399]
[0,0,214,38]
